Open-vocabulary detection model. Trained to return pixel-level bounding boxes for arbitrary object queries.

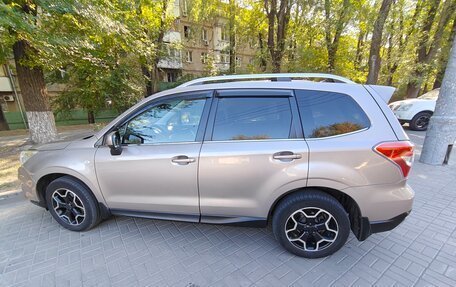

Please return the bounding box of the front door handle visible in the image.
[273,151,302,161]
[171,155,196,165]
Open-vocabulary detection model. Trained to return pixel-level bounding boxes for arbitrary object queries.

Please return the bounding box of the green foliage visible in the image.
[52,56,143,116]
[1,0,455,109]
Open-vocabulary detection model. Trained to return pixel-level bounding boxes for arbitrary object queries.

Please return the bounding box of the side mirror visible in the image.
[106,131,122,156]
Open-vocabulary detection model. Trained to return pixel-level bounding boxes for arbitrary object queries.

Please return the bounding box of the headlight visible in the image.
[20,150,38,165]
[397,104,412,111]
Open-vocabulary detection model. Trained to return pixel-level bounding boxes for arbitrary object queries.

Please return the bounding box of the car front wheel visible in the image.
[45,176,101,231]
[410,111,432,131]
[272,190,350,258]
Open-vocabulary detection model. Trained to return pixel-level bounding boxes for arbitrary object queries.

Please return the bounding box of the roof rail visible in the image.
[178,73,355,87]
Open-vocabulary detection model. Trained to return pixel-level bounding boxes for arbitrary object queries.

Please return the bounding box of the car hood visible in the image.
[390,98,435,105]
[33,132,96,151]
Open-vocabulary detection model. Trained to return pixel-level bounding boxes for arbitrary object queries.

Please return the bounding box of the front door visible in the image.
[95,91,212,221]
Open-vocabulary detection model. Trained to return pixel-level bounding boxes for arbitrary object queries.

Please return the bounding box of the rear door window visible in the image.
[295,90,370,138]
[212,97,292,141]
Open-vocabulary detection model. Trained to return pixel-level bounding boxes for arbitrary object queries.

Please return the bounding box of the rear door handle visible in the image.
[273,151,302,161]
[171,155,195,165]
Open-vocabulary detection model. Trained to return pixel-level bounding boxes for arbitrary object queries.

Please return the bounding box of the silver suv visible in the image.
[19,74,414,258]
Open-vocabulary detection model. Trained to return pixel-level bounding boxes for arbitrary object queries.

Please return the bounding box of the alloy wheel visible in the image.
[415,115,430,129]
[285,207,339,252]
[51,189,86,225]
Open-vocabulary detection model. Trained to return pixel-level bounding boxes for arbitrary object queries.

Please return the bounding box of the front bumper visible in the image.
[358,211,410,241]
[392,110,414,121]
[18,166,42,205]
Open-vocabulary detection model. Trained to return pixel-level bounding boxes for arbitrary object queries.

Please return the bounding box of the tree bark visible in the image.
[406,0,456,98]
[354,29,365,70]
[366,0,393,84]
[141,0,169,97]
[13,40,57,143]
[324,0,350,72]
[386,0,420,86]
[258,33,267,71]
[433,19,456,89]
[420,35,456,165]
[264,0,292,73]
[229,0,236,74]
[88,110,95,124]
[0,108,9,131]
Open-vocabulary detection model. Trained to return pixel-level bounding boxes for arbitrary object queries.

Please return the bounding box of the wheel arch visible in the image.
[267,186,365,240]
[413,110,433,117]
[36,173,109,218]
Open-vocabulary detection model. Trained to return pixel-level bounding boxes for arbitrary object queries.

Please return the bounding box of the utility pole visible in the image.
[420,35,456,165]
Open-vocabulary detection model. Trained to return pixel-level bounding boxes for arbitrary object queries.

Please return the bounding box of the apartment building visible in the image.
[158,0,257,83]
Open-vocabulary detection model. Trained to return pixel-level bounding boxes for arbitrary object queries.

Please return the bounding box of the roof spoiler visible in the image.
[365,85,396,103]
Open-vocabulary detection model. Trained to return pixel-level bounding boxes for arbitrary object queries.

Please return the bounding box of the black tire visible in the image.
[272,190,350,258]
[45,176,101,231]
[409,111,432,131]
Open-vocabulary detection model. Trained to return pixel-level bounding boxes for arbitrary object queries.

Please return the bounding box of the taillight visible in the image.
[374,141,415,177]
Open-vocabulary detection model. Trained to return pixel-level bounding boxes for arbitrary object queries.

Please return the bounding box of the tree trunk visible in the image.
[420,35,456,165]
[13,40,57,143]
[151,66,160,94]
[354,30,365,69]
[88,110,95,124]
[366,0,393,84]
[406,0,455,98]
[433,19,456,89]
[258,33,267,71]
[0,108,9,131]
[324,0,350,72]
[140,0,169,97]
[264,0,291,73]
[229,0,236,74]
[141,65,153,97]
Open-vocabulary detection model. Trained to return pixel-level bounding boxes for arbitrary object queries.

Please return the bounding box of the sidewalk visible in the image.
[0,131,455,286]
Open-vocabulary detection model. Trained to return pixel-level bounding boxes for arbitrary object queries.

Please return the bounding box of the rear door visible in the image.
[198,89,309,223]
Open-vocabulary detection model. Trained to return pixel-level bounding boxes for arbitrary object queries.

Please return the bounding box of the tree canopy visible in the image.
[1,0,455,114]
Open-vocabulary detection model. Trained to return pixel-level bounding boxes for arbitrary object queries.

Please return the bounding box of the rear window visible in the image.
[295,90,370,138]
[212,97,292,141]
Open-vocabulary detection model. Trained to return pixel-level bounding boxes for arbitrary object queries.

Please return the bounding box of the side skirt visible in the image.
[110,209,200,223]
[108,208,267,227]
[201,216,267,227]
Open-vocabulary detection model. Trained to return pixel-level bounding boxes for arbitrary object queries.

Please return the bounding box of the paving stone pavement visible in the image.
[1,130,456,287]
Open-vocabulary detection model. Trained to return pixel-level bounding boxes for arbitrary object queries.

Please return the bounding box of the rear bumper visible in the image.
[358,211,410,241]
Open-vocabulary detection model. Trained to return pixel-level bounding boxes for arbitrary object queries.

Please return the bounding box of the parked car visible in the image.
[388,88,439,131]
[19,73,414,258]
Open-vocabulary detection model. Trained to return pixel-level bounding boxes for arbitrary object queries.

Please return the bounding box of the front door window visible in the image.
[120,97,207,145]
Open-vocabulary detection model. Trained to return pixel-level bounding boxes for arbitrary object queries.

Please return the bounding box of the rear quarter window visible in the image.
[295,90,370,138]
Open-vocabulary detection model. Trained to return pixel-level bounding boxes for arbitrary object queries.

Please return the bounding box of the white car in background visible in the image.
[389,88,439,131]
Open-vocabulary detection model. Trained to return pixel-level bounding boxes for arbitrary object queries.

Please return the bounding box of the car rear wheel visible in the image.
[45,176,101,231]
[410,111,432,131]
[272,190,350,258]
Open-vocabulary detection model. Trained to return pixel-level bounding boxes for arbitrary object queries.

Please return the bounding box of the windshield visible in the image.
[418,89,439,100]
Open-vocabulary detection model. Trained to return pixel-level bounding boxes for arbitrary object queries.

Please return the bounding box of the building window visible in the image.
[201,52,208,64]
[186,51,193,62]
[167,72,178,83]
[221,26,229,41]
[249,57,255,65]
[220,53,229,64]
[182,0,188,16]
[235,56,242,67]
[184,26,191,38]
[202,29,208,42]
